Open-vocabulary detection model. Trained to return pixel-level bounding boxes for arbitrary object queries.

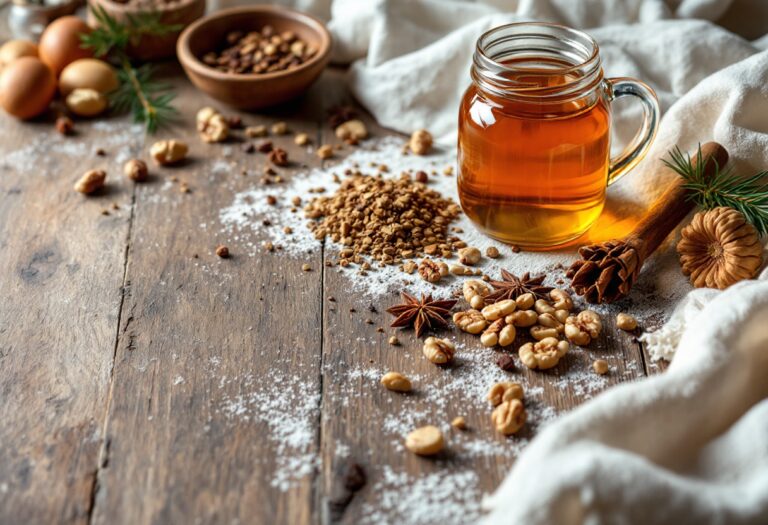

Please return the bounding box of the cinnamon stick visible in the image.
[567,142,729,304]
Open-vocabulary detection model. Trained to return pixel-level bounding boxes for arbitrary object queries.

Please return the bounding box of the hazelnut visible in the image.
[123,159,148,182]
[55,116,74,135]
[317,144,334,159]
[335,119,368,143]
[215,245,229,258]
[593,359,609,375]
[150,140,188,166]
[616,313,638,331]
[409,129,433,155]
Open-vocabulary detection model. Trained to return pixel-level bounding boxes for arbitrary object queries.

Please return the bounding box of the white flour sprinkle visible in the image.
[218,136,691,320]
[218,370,320,491]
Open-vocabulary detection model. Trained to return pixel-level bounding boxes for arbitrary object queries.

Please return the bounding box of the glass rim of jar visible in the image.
[472,22,604,102]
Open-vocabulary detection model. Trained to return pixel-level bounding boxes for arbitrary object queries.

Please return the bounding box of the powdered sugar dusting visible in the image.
[218,136,690,321]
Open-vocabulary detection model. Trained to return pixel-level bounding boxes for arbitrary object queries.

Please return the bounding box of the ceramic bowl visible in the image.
[176,5,331,110]
[87,0,206,61]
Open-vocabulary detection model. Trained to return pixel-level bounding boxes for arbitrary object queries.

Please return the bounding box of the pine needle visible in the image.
[80,6,182,133]
[663,145,768,236]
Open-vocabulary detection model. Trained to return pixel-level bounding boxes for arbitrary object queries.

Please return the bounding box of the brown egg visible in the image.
[0,40,39,70]
[39,16,93,75]
[0,57,56,119]
[59,59,119,97]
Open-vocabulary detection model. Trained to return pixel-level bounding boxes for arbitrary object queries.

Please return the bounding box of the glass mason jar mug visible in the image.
[457,22,659,248]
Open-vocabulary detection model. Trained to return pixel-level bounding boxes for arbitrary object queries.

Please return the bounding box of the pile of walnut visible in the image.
[455,282,606,371]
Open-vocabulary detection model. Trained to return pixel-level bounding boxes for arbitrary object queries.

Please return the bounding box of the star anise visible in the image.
[485,270,553,304]
[386,292,457,338]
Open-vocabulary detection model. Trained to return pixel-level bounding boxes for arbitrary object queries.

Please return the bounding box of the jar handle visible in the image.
[606,78,660,186]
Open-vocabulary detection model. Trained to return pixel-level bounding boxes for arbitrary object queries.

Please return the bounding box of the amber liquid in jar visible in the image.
[458,58,611,248]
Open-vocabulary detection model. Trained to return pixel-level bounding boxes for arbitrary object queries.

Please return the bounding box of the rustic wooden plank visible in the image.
[0,112,139,521]
[313,102,649,523]
[89,66,326,525]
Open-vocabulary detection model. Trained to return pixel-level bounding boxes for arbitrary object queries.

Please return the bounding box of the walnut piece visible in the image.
[150,140,188,165]
[564,310,602,346]
[492,399,527,435]
[196,107,229,143]
[335,119,368,143]
[458,246,481,266]
[506,310,537,327]
[453,309,487,335]
[481,299,516,321]
[519,337,569,370]
[480,319,515,347]
[487,382,524,406]
[462,279,489,308]
[677,207,763,289]
[549,289,573,311]
[422,336,455,365]
[418,258,443,283]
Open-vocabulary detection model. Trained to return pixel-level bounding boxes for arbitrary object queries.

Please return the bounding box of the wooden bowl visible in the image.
[87,0,206,61]
[176,5,331,110]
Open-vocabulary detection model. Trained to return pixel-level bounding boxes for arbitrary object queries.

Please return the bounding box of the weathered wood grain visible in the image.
[0,113,137,523]
[88,67,328,525]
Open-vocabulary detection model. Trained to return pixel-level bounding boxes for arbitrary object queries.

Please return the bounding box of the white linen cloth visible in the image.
[219,0,768,522]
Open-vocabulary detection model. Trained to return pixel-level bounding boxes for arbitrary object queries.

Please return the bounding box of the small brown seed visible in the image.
[55,116,74,135]
[215,245,229,258]
[616,313,638,331]
[388,336,399,346]
[302,263,312,272]
[317,144,334,159]
[485,246,500,258]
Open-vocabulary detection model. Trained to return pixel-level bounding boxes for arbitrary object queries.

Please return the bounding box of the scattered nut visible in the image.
[418,258,443,283]
[485,246,500,258]
[453,309,487,335]
[414,171,428,183]
[335,119,368,143]
[150,140,188,166]
[268,147,289,166]
[530,325,559,340]
[534,299,556,315]
[496,355,516,371]
[215,245,229,258]
[257,140,274,153]
[294,132,310,146]
[481,299,516,321]
[422,336,455,365]
[462,280,489,308]
[271,121,288,135]
[481,319,515,347]
[492,399,527,435]
[487,382,524,406]
[518,337,570,370]
[549,289,573,311]
[458,246,481,266]
[317,144,334,159]
[66,88,107,116]
[593,359,609,375]
[506,310,538,327]
[451,416,467,430]
[564,310,602,346]
[301,263,312,272]
[515,293,535,310]
[537,312,564,333]
[616,313,637,331]
[74,169,106,194]
[409,129,433,155]
[405,425,444,456]
[123,159,148,182]
[196,107,229,143]
[55,116,74,135]
[245,125,267,138]
[388,336,399,346]
[380,372,412,392]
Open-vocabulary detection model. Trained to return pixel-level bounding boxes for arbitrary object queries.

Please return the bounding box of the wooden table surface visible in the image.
[0,58,669,524]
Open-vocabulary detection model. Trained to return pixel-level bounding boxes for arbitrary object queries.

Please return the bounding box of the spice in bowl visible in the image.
[201,26,316,75]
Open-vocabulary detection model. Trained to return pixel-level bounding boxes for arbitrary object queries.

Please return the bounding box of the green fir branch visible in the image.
[664,145,768,236]
[79,6,181,133]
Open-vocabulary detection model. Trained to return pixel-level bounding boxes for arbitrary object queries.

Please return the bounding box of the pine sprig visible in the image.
[80,6,182,133]
[664,145,768,235]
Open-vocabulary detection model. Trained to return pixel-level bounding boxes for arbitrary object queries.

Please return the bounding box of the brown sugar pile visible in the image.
[304,172,462,266]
